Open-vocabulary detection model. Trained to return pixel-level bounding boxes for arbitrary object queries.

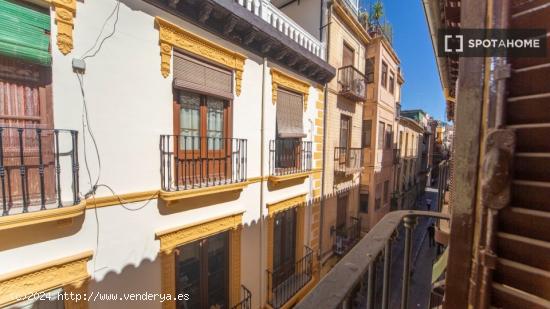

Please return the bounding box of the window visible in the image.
[177,91,230,150]
[343,43,354,67]
[383,180,389,204]
[275,89,305,170]
[389,71,395,94]
[386,124,393,149]
[362,120,372,147]
[378,122,385,149]
[336,194,349,230]
[273,207,297,287]
[340,115,351,149]
[381,61,388,88]
[365,57,375,83]
[360,194,369,213]
[375,183,382,210]
[176,232,229,309]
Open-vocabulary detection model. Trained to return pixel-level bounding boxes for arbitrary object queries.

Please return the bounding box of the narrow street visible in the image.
[386,187,440,309]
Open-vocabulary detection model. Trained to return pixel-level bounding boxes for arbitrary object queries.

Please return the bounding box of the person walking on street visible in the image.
[428,223,436,248]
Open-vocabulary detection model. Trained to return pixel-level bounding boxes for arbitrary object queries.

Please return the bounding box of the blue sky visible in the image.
[360,0,446,121]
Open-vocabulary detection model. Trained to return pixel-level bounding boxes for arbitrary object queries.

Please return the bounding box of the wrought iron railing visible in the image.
[338,66,367,101]
[393,148,401,164]
[334,216,362,256]
[269,139,312,176]
[160,135,247,191]
[0,127,80,216]
[230,285,252,309]
[267,246,313,309]
[334,147,362,174]
[295,211,450,309]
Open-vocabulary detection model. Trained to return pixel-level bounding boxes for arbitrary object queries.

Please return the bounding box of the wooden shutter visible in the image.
[276,89,305,138]
[343,43,354,67]
[173,52,233,100]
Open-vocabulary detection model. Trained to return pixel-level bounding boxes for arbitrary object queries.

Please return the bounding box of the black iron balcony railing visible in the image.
[230,285,252,309]
[334,147,362,175]
[334,216,362,256]
[269,139,312,176]
[0,127,80,216]
[295,211,450,309]
[338,66,367,101]
[160,135,247,191]
[267,246,313,309]
[393,148,401,164]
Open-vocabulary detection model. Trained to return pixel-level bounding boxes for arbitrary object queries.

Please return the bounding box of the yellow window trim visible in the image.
[155,17,247,96]
[0,251,92,308]
[85,190,160,209]
[156,212,243,309]
[267,169,321,186]
[34,0,77,55]
[271,68,311,110]
[0,201,86,231]
[266,193,307,218]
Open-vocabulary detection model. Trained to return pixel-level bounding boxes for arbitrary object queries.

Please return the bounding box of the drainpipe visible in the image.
[259,56,267,306]
[319,0,333,264]
[307,118,314,245]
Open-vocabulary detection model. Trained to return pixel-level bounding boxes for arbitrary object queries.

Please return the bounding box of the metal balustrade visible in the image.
[160,135,247,191]
[338,66,367,101]
[0,127,79,216]
[230,285,252,309]
[333,216,362,256]
[334,147,363,174]
[235,0,325,59]
[267,246,313,309]
[295,211,450,309]
[269,140,312,176]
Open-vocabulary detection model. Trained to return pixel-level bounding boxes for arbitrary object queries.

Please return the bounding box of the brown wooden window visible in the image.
[273,207,297,287]
[275,89,305,169]
[360,193,369,213]
[175,232,229,309]
[362,120,372,148]
[389,71,395,94]
[375,183,382,210]
[381,61,388,88]
[378,121,385,149]
[340,115,351,149]
[342,43,354,67]
[383,180,389,204]
[336,194,349,231]
[386,124,393,149]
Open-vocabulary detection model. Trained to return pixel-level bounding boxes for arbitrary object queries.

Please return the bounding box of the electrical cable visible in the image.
[81,0,121,61]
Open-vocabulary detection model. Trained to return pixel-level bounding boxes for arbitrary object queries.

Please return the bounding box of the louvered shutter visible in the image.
[276,89,306,138]
[173,52,233,100]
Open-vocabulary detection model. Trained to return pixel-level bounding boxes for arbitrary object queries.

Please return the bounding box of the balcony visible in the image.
[159,135,248,201]
[267,246,313,309]
[237,0,325,60]
[333,216,361,256]
[0,127,83,230]
[393,148,401,164]
[268,139,312,184]
[338,66,367,101]
[295,210,450,309]
[231,285,252,309]
[334,147,363,175]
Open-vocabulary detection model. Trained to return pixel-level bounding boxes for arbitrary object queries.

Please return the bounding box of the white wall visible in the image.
[0,1,322,308]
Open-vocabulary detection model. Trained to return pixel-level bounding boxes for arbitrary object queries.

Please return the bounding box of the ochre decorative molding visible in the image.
[268,169,319,186]
[271,68,310,110]
[159,181,248,204]
[51,0,77,55]
[0,251,92,308]
[158,214,243,309]
[86,190,160,209]
[156,212,244,253]
[267,193,307,217]
[0,201,86,231]
[155,17,247,96]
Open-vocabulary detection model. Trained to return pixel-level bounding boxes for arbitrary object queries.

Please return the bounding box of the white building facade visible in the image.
[0,1,334,308]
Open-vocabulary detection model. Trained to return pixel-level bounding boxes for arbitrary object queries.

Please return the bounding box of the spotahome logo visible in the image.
[438,29,546,57]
